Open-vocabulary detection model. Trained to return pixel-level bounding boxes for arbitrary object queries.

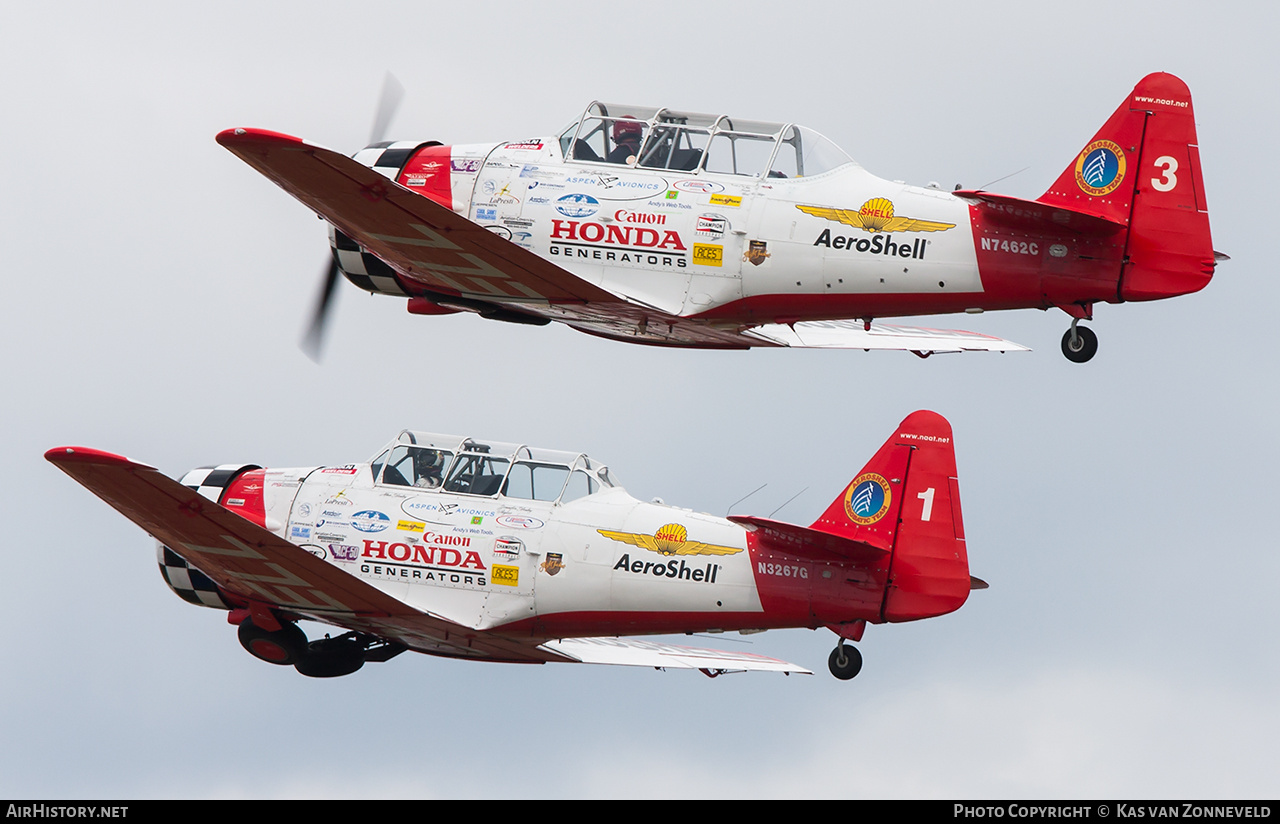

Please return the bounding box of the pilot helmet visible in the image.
[612,117,643,144]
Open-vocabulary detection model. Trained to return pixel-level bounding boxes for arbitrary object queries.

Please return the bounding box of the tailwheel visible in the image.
[828,641,863,681]
[238,618,308,666]
[1061,322,1098,363]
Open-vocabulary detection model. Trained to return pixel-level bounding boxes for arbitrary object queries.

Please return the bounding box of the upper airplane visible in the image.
[219,72,1221,361]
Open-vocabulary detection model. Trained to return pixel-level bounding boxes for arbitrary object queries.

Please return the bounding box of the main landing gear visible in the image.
[828,640,863,680]
[237,617,405,678]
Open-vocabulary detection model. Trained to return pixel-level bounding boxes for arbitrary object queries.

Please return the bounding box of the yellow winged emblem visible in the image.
[597,523,743,557]
[797,198,955,234]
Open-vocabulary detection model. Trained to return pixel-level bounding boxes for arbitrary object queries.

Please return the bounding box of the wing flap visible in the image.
[744,320,1028,353]
[541,637,812,675]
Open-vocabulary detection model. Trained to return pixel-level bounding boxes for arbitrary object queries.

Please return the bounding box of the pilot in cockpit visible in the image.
[414,449,445,489]
[606,117,643,164]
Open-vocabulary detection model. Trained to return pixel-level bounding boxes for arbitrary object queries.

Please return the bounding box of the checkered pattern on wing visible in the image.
[177,464,256,503]
[329,225,408,296]
[351,140,422,181]
[156,544,232,610]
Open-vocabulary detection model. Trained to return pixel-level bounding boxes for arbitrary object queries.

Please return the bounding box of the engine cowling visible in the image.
[156,463,260,609]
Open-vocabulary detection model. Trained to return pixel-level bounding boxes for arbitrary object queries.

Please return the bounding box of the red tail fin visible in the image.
[1039,72,1216,302]
[811,411,970,622]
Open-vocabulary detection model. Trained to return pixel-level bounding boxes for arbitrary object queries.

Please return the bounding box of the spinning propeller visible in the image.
[302,73,405,361]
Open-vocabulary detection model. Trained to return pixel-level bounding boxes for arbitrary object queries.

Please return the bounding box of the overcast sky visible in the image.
[3,0,1277,799]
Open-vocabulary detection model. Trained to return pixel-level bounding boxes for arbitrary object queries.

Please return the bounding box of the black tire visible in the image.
[238,619,308,666]
[294,647,365,678]
[828,645,864,680]
[1061,325,1098,363]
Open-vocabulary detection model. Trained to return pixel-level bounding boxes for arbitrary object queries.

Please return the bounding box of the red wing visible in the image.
[45,446,567,664]
[217,128,757,348]
[218,128,615,306]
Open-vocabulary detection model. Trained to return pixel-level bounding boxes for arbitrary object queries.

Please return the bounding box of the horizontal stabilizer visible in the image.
[727,515,887,564]
[541,637,812,675]
[745,320,1028,354]
[951,189,1127,235]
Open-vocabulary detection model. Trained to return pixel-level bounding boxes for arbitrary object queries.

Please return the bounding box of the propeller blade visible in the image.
[368,72,405,146]
[301,255,342,362]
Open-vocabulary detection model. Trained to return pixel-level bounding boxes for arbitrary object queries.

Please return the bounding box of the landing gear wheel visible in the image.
[1061,324,1098,363]
[828,643,864,680]
[294,635,366,678]
[238,619,308,666]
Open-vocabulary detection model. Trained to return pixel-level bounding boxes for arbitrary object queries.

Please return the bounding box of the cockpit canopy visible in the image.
[368,430,618,503]
[559,102,855,179]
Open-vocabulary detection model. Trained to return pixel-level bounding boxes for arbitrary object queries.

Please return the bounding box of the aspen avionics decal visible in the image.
[844,473,892,525]
[597,523,743,557]
[1074,139,1127,196]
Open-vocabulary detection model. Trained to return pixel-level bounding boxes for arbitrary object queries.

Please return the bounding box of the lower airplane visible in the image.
[47,410,984,680]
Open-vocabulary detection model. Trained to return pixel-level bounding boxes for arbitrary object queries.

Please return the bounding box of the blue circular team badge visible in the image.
[844,473,891,525]
[1074,139,1127,197]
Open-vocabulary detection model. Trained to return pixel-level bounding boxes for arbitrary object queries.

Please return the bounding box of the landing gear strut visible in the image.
[828,640,863,680]
[1061,319,1098,363]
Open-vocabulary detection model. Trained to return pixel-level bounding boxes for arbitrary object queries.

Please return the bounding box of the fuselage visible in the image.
[199,433,891,640]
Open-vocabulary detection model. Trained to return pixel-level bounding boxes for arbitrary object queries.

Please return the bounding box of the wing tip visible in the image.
[215,127,307,150]
[44,446,153,471]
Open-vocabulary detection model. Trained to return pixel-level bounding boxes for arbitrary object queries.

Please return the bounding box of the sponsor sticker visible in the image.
[540,553,565,576]
[398,519,426,533]
[351,510,391,533]
[1074,139,1127,197]
[555,193,600,218]
[675,179,724,195]
[709,194,741,207]
[495,514,545,529]
[695,213,727,239]
[844,473,892,525]
[692,243,723,267]
[494,536,523,561]
[491,564,520,586]
[329,544,360,562]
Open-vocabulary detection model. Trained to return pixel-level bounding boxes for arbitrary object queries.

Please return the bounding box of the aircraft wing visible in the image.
[541,637,812,675]
[217,128,753,348]
[744,320,1028,354]
[45,446,571,664]
[218,128,1027,353]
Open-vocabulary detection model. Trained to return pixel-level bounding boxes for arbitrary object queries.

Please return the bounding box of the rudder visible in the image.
[810,411,971,622]
[1039,73,1216,302]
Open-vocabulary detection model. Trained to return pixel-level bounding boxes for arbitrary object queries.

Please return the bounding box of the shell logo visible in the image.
[857,197,896,231]
[653,523,689,553]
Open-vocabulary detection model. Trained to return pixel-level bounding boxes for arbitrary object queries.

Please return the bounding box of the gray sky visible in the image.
[4,0,1277,799]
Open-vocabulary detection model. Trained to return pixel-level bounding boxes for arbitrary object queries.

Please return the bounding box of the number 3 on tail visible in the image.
[1152,156,1178,192]
[917,488,934,521]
